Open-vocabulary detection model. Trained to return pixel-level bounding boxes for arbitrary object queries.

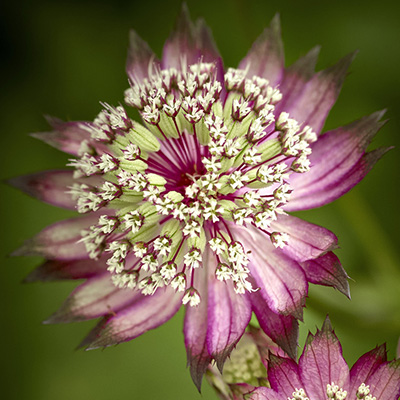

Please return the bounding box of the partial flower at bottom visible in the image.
[11,5,389,389]
[207,317,400,400]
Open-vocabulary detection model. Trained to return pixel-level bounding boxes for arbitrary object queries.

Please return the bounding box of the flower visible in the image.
[245,317,400,400]
[12,5,388,389]
[206,318,400,400]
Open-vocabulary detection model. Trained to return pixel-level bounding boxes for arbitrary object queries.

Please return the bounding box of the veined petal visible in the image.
[300,252,350,298]
[207,276,252,372]
[234,225,307,318]
[283,52,356,134]
[162,4,221,70]
[276,46,320,113]
[13,213,102,260]
[8,170,102,210]
[44,273,140,323]
[24,257,107,282]
[195,18,225,87]
[349,345,387,395]
[286,111,388,211]
[248,387,286,400]
[299,316,349,399]
[184,249,212,391]
[32,117,95,156]
[270,214,338,262]
[250,290,299,360]
[81,286,182,349]
[365,359,400,400]
[238,14,284,87]
[267,354,303,398]
[126,30,160,83]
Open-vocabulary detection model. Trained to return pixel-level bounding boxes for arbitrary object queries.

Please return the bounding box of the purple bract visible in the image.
[250,317,400,400]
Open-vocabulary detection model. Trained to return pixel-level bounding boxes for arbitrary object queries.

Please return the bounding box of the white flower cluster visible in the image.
[326,382,348,400]
[68,61,315,305]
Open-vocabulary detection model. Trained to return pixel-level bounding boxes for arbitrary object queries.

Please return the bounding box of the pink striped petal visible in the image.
[8,170,102,210]
[299,316,349,399]
[230,384,258,400]
[234,225,307,318]
[44,273,140,323]
[300,252,350,298]
[81,286,182,349]
[286,111,388,211]
[276,46,320,113]
[13,213,101,260]
[184,249,212,391]
[238,14,284,87]
[207,278,252,371]
[349,345,387,395]
[32,117,92,156]
[283,52,356,134]
[271,214,338,262]
[365,360,400,400]
[126,30,160,83]
[24,257,107,282]
[250,290,299,360]
[161,4,222,70]
[267,354,302,398]
[248,387,285,400]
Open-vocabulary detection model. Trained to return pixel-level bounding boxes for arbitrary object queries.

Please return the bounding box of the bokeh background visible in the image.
[1,0,399,398]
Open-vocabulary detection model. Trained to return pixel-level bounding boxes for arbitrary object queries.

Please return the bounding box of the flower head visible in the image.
[12,5,388,389]
[221,317,399,400]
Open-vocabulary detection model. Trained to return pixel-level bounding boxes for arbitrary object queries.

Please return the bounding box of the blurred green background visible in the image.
[1,0,399,398]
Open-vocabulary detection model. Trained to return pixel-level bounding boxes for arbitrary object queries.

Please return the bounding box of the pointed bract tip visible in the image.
[268,351,285,366]
[270,13,281,30]
[10,240,36,257]
[175,2,193,31]
[321,314,333,332]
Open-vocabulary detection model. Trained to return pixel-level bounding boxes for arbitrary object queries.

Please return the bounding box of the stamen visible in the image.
[68,61,316,305]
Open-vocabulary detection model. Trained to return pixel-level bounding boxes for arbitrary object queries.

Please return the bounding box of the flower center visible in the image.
[68,61,317,305]
[288,382,376,400]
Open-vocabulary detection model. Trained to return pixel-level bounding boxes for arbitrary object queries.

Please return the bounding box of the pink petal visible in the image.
[299,316,350,399]
[365,360,400,400]
[184,249,212,391]
[286,111,388,211]
[248,387,285,400]
[24,257,107,282]
[283,52,356,134]
[349,345,387,396]
[13,213,101,260]
[126,30,160,83]
[271,214,338,262]
[161,4,222,70]
[267,354,303,398]
[44,273,140,323]
[276,46,320,113]
[8,170,102,210]
[300,252,350,298]
[81,286,182,349]
[230,384,258,400]
[32,117,92,156]
[250,290,299,360]
[207,277,252,372]
[233,225,307,318]
[238,14,284,87]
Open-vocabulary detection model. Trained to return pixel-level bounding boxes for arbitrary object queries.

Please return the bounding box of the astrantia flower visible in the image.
[245,317,400,400]
[13,6,388,389]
